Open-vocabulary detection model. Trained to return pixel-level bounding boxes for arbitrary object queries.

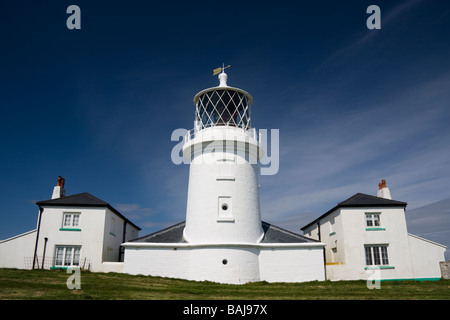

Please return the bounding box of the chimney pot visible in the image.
[52,176,66,199]
[377,179,391,199]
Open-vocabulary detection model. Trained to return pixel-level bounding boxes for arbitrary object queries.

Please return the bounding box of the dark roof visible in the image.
[129,221,318,244]
[301,193,407,231]
[36,192,141,230]
[129,221,187,243]
[338,193,407,207]
[36,192,108,207]
[261,221,319,243]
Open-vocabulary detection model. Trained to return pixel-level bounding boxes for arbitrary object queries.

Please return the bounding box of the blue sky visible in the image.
[1,1,449,258]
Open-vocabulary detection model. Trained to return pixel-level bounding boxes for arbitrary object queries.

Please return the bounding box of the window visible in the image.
[217,196,234,221]
[54,246,81,267]
[365,245,389,266]
[366,213,380,227]
[62,213,80,228]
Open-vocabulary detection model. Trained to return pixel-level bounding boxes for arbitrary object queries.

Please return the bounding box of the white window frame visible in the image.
[54,246,81,267]
[62,212,81,228]
[365,245,389,266]
[365,213,381,227]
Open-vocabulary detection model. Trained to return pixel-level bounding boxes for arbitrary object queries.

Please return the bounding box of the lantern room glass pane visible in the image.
[196,89,251,129]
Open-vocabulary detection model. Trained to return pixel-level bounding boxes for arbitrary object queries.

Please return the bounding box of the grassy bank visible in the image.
[0,268,448,300]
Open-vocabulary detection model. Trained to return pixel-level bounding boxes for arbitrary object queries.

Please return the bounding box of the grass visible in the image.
[0,268,449,300]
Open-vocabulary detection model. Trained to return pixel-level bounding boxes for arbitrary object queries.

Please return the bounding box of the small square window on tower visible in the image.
[217,196,234,222]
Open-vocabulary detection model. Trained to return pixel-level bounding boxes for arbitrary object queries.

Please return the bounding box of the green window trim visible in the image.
[59,228,81,231]
[365,227,386,231]
[364,266,395,270]
[50,266,80,270]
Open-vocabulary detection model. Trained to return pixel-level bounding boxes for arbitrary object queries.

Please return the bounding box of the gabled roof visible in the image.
[338,193,407,207]
[36,193,141,230]
[129,221,186,243]
[129,221,318,244]
[261,221,318,243]
[36,192,109,207]
[301,193,407,231]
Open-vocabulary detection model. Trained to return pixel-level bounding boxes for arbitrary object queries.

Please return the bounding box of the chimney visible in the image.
[51,176,66,199]
[376,179,391,200]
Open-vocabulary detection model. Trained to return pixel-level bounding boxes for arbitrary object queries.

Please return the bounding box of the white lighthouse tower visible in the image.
[123,68,325,284]
[182,67,264,245]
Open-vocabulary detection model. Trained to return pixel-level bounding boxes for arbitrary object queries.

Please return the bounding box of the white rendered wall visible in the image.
[259,246,325,282]
[122,243,326,284]
[33,206,139,272]
[123,245,191,280]
[102,208,139,262]
[408,234,446,279]
[0,230,37,269]
[35,206,107,271]
[188,246,260,284]
[1,206,139,272]
[183,127,264,244]
[339,207,414,280]
[305,206,445,281]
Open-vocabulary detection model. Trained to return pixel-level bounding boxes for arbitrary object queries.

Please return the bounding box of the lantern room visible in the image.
[193,72,253,130]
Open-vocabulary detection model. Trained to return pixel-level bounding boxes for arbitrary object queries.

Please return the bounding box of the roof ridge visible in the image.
[340,192,407,205]
[78,192,108,204]
[36,192,108,205]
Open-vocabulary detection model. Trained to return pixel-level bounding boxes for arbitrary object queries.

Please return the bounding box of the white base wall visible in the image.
[98,262,124,273]
[259,247,325,283]
[408,234,446,280]
[325,234,446,281]
[123,243,325,284]
[0,230,37,269]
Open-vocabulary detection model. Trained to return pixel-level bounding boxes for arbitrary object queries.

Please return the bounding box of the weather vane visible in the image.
[213,63,231,76]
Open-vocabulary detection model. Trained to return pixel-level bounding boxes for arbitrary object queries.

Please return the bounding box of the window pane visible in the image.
[381,246,389,265]
[72,215,79,227]
[365,247,373,265]
[64,248,73,266]
[373,246,381,265]
[64,214,71,227]
[73,247,81,266]
[55,247,64,266]
[373,215,380,227]
[366,215,373,227]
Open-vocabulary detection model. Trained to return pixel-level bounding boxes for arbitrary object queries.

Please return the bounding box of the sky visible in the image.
[0,1,449,259]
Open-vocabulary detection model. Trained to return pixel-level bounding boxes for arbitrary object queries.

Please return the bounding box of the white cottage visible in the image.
[122,69,326,284]
[301,180,446,281]
[0,177,141,273]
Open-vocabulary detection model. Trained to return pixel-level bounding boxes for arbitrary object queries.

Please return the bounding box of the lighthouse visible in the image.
[182,68,264,244]
[122,68,326,284]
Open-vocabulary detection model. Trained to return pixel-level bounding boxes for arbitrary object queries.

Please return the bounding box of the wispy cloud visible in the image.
[321,0,425,69]
[114,203,154,221]
[260,69,450,232]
